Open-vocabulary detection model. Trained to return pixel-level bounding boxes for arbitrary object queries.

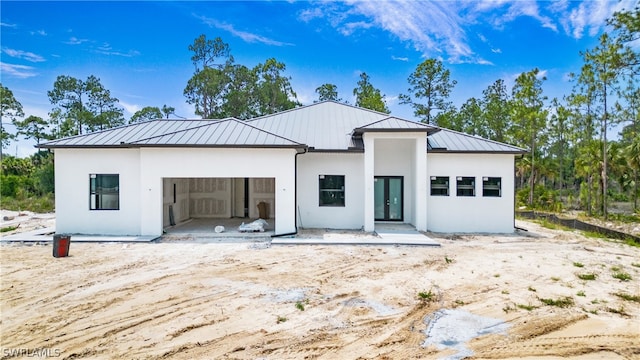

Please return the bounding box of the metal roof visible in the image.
[131,119,304,147]
[354,116,439,134]
[247,101,390,150]
[39,101,526,154]
[428,128,526,153]
[39,119,304,149]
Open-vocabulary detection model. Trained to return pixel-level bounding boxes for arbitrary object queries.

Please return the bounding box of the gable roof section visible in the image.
[247,101,390,150]
[428,128,526,154]
[130,119,304,147]
[39,118,304,149]
[353,116,439,134]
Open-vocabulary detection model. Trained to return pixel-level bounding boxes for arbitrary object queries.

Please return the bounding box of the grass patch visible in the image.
[295,301,305,311]
[516,303,539,311]
[612,272,632,282]
[418,290,436,303]
[501,290,510,295]
[444,256,454,264]
[1,194,55,213]
[611,265,621,272]
[581,230,608,239]
[276,316,287,323]
[577,273,597,281]
[502,303,516,313]
[576,290,586,297]
[573,262,584,268]
[631,263,640,268]
[550,276,560,282]
[613,292,640,303]
[528,286,537,292]
[539,296,574,308]
[606,306,629,316]
[0,225,19,233]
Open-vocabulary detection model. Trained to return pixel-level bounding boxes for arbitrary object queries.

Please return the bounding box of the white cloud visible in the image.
[536,69,548,80]
[195,15,294,46]
[347,1,473,62]
[556,0,636,39]
[2,48,45,62]
[119,100,141,116]
[65,36,88,45]
[491,48,502,54]
[298,7,324,22]
[339,21,372,36]
[391,55,409,62]
[0,22,17,28]
[31,29,47,36]
[0,62,37,78]
[95,43,140,57]
[475,1,557,32]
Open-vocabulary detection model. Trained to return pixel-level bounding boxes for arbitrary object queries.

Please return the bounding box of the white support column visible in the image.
[414,135,428,231]
[363,134,375,232]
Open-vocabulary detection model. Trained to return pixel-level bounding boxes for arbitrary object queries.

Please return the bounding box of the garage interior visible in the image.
[162,177,275,236]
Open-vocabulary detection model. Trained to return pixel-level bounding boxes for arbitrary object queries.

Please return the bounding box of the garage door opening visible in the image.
[162,177,275,236]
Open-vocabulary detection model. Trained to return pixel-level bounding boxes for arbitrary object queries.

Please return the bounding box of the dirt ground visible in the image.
[1,219,639,360]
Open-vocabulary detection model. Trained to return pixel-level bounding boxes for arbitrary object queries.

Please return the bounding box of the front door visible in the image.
[374,176,403,221]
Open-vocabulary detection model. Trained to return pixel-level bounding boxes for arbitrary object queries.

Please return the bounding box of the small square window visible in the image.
[456,176,475,197]
[483,177,501,197]
[90,174,119,210]
[319,175,345,207]
[430,176,449,196]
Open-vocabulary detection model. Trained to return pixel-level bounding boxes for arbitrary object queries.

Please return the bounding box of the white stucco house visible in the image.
[40,101,526,237]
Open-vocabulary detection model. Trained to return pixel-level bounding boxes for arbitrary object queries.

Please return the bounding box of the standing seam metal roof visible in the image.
[39,118,304,148]
[39,101,526,153]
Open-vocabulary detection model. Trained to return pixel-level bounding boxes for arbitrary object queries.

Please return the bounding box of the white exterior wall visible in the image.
[427,153,516,233]
[297,152,364,229]
[55,147,296,236]
[54,148,142,235]
[139,148,296,236]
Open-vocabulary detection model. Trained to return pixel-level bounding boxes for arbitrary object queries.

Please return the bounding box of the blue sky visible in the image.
[1,0,636,156]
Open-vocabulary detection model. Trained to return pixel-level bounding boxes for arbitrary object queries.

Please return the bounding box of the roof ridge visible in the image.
[228,118,305,146]
[39,118,218,145]
[245,100,393,123]
[127,118,234,144]
[356,116,434,129]
[128,118,305,146]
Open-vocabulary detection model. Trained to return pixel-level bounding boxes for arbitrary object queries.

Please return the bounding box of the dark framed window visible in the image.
[456,176,475,197]
[319,175,345,207]
[483,177,501,197]
[430,176,449,196]
[90,174,119,210]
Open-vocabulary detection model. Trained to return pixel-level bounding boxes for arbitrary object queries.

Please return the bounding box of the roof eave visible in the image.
[428,149,528,154]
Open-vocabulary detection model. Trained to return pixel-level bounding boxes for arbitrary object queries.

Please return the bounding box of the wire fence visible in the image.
[516,211,640,244]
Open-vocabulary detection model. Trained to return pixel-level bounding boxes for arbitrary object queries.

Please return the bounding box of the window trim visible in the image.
[456,176,475,197]
[430,176,449,196]
[89,174,120,211]
[482,176,502,197]
[319,174,345,207]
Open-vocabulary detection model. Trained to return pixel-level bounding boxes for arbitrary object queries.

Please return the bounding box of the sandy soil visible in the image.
[0,210,55,236]
[1,220,639,359]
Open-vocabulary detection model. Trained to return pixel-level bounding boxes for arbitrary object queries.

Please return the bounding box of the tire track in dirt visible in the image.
[471,313,640,359]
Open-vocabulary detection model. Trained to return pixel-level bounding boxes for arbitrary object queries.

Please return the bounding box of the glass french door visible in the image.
[374,176,403,221]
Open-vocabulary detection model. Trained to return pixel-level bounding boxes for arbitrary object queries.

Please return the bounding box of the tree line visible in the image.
[0,6,637,219]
